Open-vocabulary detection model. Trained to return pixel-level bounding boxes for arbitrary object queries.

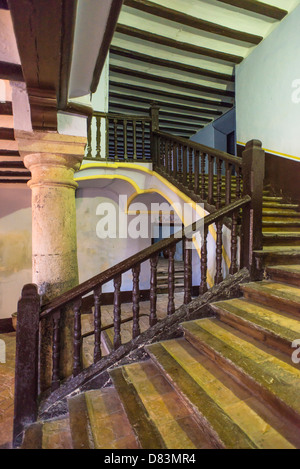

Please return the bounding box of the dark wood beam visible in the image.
[0,127,14,140]
[110,46,235,83]
[116,24,243,64]
[58,0,78,109]
[110,65,235,98]
[216,0,287,21]
[0,178,30,184]
[0,0,9,9]
[160,126,195,135]
[90,0,123,93]
[110,81,233,109]
[109,90,222,117]
[0,102,13,115]
[8,0,78,130]
[0,61,23,81]
[0,150,19,157]
[0,161,24,168]
[0,170,31,177]
[124,0,263,45]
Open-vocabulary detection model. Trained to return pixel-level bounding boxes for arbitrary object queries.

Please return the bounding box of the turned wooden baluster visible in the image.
[52,311,61,391]
[173,142,178,179]
[73,299,82,377]
[225,162,232,206]
[142,121,145,160]
[208,155,215,206]
[200,152,206,200]
[167,246,176,316]
[216,158,223,209]
[106,116,109,161]
[194,151,200,195]
[132,265,141,339]
[113,275,122,350]
[184,237,192,305]
[124,119,128,161]
[183,146,188,186]
[215,220,224,285]
[164,139,169,171]
[86,117,92,158]
[133,120,137,159]
[114,118,118,161]
[150,255,159,327]
[236,165,242,199]
[230,209,239,275]
[200,227,208,295]
[96,116,101,160]
[178,144,183,181]
[189,147,194,190]
[168,140,173,175]
[94,286,102,363]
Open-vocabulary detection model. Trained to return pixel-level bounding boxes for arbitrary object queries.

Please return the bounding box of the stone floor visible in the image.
[0,332,16,449]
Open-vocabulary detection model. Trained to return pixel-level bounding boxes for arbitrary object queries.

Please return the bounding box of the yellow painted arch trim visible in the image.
[76,165,232,282]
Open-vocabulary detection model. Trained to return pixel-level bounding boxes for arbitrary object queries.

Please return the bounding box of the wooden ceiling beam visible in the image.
[116,24,243,64]
[159,119,204,129]
[90,0,123,93]
[110,65,235,98]
[8,0,78,130]
[110,81,233,109]
[109,90,222,117]
[0,61,23,81]
[124,0,263,45]
[0,102,13,115]
[0,0,9,9]
[110,46,235,83]
[216,0,287,21]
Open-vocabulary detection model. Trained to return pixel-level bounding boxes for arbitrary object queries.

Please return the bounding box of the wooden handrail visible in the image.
[40,196,250,319]
[153,130,243,167]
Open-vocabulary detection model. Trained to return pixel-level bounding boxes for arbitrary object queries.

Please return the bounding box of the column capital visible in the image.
[15,130,87,189]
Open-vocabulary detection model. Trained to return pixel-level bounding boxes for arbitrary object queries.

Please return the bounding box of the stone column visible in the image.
[16,130,86,388]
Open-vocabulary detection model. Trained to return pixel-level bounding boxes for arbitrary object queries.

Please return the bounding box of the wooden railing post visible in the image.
[150,103,160,167]
[13,284,40,448]
[241,140,265,278]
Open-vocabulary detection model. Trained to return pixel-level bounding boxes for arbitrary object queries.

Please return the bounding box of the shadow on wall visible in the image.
[0,188,32,319]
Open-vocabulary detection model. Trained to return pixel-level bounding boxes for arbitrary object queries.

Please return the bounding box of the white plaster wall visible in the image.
[0,187,32,319]
[236,5,300,160]
[0,10,20,64]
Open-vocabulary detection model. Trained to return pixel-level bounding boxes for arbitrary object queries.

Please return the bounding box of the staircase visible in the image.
[20,185,300,450]
[157,259,185,294]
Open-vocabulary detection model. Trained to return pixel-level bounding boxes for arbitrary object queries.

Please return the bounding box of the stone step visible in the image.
[110,361,213,449]
[262,209,300,218]
[263,202,299,210]
[240,281,300,317]
[263,196,284,202]
[147,339,297,449]
[254,247,300,266]
[22,418,73,449]
[263,232,300,247]
[85,389,139,449]
[211,298,300,356]
[181,318,300,430]
[267,265,300,287]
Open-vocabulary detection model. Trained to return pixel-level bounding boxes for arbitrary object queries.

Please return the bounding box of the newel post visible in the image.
[150,103,160,167]
[13,284,40,448]
[241,140,265,278]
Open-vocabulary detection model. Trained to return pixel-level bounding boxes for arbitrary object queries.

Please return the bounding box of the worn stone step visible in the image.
[211,298,300,356]
[241,281,300,318]
[110,362,213,449]
[68,393,93,449]
[22,417,73,449]
[147,339,297,449]
[262,209,300,218]
[182,318,300,430]
[263,197,284,202]
[267,265,300,287]
[263,219,300,227]
[263,202,299,210]
[254,247,300,266]
[263,232,300,247]
[85,389,139,449]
